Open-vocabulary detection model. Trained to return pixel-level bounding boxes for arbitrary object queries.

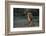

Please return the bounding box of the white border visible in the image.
[10,4,42,32]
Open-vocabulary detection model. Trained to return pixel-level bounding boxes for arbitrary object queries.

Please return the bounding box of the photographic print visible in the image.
[13,8,39,28]
[9,4,45,32]
[5,1,45,35]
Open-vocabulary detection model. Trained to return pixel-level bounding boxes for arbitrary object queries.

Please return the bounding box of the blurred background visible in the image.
[13,8,39,28]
